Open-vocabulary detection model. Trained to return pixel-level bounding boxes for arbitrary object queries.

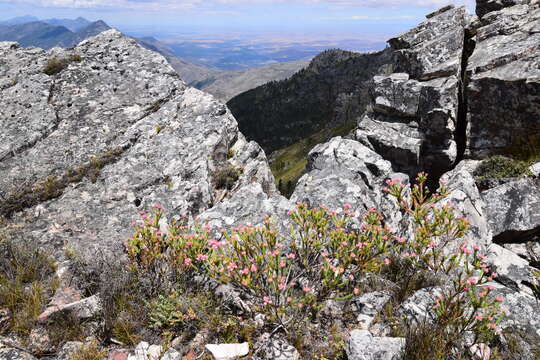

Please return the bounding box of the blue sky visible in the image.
[0,0,474,39]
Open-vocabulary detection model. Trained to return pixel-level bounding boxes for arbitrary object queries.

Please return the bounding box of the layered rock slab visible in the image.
[465,2,540,158]
[357,6,468,181]
[0,30,281,256]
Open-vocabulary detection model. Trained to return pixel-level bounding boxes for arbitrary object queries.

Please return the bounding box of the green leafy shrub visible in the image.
[474,155,532,180]
[213,164,242,190]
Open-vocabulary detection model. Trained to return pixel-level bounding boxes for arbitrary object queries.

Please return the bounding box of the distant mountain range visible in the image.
[0,15,308,101]
[0,17,110,49]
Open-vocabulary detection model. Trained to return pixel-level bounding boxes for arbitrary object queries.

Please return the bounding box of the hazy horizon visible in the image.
[0,0,474,42]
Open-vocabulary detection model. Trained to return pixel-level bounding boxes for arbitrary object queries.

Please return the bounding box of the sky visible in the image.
[0,0,475,40]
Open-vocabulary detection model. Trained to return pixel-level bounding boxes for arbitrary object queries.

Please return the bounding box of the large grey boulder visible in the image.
[346,330,405,360]
[388,5,468,80]
[482,178,540,243]
[0,30,282,258]
[439,161,492,248]
[357,73,460,179]
[465,2,540,158]
[291,137,408,235]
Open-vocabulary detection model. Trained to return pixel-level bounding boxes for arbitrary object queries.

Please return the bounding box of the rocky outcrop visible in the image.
[0,30,281,258]
[465,2,540,158]
[346,330,405,360]
[357,5,467,181]
[482,178,540,243]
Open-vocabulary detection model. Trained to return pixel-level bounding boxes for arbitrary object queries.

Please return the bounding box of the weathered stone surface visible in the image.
[398,287,443,326]
[466,3,540,158]
[291,137,408,235]
[476,0,531,18]
[482,178,540,243]
[357,74,460,179]
[530,162,540,178]
[388,5,468,80]
[55,341,84,360]
[0,30,281,259]
[439,160,492,248]
[257,333,300,360]
[486,244,537,295]
[352,292,392,330]
[0,337,37,360]
[346,330,405,360]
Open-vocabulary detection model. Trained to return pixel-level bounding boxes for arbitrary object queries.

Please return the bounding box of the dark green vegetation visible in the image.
[227,48,391,154]
[474,156,533,180]
[474,134,540,182]
[272,122,356,197]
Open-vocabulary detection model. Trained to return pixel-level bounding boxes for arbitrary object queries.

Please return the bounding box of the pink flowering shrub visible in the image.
[204,205,393,329]
[386,173,504,351]
[125,173,505,351]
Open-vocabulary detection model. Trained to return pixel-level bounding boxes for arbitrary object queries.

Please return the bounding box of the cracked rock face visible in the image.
[356,5,468,182]
[465,2,540,158]
[0,30,281,257]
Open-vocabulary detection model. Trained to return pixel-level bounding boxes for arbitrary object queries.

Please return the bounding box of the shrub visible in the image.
[474,155,532,180]
[386,173,505,357]
[213,164,242,190]
[43,57,69,76]
[0,239,56,336]
[43,54,82,76]
[69,341,106,360]
[125,173,505,355]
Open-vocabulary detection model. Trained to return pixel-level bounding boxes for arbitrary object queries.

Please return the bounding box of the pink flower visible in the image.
[278,284,286,291]
[343,203,352,210]
[279,261,286,268]
[153,204,164,210]
[500,308,509,314]
[287,209,294,215]
[183,258,192,266]
[227,262,237,271]
[353,288,361,295]
[303,286,311,293]
[287,253,296,259]
[475,315,483,321]
[488,323,497,330]
[384,258,391,265]
[467,277,478,285]
[240,267,249,275]
[250,264,258,272]
[495,296,504,302]
[196,254,208,261]
[287,297,293,303]
[263,296,272,305]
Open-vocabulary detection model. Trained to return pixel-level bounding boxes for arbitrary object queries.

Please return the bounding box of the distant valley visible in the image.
[0,16,311,101]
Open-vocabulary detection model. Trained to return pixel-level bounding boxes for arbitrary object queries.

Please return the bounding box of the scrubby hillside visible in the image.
[227,48,392,154]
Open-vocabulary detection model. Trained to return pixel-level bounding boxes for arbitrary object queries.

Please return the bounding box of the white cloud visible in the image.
[2,0,474,10]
